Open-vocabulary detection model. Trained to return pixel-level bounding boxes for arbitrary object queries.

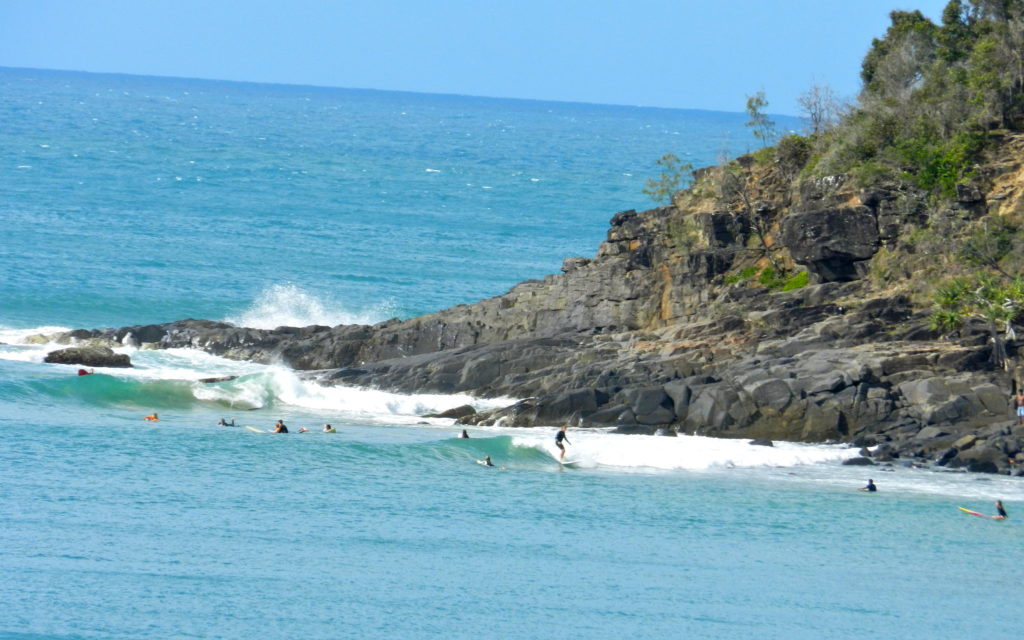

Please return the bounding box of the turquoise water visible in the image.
[2,69,1024,639]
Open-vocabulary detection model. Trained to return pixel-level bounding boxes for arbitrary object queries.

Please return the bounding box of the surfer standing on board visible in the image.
[555,425,570,460]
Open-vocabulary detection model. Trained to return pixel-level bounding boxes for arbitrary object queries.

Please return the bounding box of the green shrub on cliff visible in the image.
[816,0,1024,198]
[931,272,1024,367]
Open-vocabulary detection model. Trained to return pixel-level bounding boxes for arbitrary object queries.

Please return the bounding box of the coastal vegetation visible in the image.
[648,0,1024,344]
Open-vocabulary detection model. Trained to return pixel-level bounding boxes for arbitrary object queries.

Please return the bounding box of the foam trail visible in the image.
[508,429,860,471]
[226,283,396,329]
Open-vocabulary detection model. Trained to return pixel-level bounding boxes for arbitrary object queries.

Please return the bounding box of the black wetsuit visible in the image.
[865,482,876,492]
[275,424,288,433]
[998,504,1008,518]
[555,429,568,449]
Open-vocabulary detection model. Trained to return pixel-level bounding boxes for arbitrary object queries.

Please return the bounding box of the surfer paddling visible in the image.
[555,425,571,460]
[144,412,159,422]
[859,479,877,492]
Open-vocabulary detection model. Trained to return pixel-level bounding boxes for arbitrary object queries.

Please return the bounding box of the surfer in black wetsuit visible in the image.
[995,500,1008,519]
[483,456,494,467]
[555,425,570,460]
[859,479,877,492]
[273,420,288,434]
[460,429,470,438]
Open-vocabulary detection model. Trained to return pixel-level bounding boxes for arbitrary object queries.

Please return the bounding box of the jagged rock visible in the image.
[199,376,237,383]
[950,444,1005,474]
[44,346,132,368]
[749,438,774,447]
[780,207,880,282]
[953,434,978,451]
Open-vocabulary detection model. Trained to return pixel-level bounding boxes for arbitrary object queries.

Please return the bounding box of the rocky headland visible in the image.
[42,132,1024,476]
[40,5,1024,476]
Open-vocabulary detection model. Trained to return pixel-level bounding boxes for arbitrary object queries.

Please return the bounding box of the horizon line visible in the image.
[0,65,804,120]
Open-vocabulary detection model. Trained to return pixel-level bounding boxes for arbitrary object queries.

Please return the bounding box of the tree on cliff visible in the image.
[643,153,692,204]
[931,273,1024,368]
[797,83,846,136]
[745,91,777,148]
[932,218,1024,368]
[816,0,1024,198]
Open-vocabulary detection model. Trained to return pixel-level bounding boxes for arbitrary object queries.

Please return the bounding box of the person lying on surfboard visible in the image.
[144,413,159,422]
[859,479,876,492]
[555,425,570,460]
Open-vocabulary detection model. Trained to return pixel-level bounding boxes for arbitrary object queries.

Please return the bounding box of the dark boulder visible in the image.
[780,207,879,282]
[842,456,875,466]
[44,346,132,368]
[423,404,477,420]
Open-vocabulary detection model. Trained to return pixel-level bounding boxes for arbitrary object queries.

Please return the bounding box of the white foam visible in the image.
[0,325,71,345]
[225,284,395,329]
[268,368,509,421]
[508,429,859,471]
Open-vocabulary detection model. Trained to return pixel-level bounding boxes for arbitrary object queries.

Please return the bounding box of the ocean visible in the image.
[2,67,1022,640]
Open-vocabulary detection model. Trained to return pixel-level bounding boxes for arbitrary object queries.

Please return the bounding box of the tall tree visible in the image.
[745,91,777,147]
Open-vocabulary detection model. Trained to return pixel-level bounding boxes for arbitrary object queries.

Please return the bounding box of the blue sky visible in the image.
[1,0,949,115]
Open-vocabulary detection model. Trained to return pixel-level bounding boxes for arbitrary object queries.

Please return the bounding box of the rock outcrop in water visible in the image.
[43,345,132,368]
[46,135,1024,475]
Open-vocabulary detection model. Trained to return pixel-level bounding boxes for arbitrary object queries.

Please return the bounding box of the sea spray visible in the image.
[225,283,397,329]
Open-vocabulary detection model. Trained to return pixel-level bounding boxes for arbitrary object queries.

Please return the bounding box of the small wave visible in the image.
[225,284,396,329]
